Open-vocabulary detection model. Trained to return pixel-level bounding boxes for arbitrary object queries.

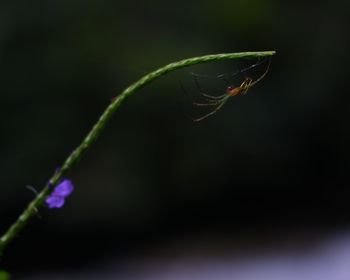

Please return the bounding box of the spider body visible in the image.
[191,60,271,122]
[226,85,241,96]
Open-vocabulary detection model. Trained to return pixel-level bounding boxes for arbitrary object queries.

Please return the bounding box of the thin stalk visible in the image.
[0,51,276,255]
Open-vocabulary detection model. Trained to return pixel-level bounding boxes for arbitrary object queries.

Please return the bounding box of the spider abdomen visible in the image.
[226,86,241,96]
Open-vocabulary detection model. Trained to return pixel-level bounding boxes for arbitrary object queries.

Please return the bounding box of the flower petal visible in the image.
[45,195,65,209]
[53,179,74,197]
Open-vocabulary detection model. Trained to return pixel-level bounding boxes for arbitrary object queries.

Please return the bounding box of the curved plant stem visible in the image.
[0,51,276,255]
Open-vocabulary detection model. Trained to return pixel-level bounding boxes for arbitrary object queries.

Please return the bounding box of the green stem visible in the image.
[0,51,276,255]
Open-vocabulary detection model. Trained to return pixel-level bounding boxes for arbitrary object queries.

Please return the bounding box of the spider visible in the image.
[191,58,271,122]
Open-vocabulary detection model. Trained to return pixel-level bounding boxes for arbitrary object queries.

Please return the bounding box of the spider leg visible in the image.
[193,92,230,106]
[193,96,230,122]
[194,97,220,105]
[200,92,228,100]
[193,96,225,106]
[192,74,227,100]
[180,81,216,104]
[193,102,220,106]
[240,78,253,95]
[181,79,227,108]
[205,71,232,85]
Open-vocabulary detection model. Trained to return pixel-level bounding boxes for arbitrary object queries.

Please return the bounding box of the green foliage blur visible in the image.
[0,271,9,280]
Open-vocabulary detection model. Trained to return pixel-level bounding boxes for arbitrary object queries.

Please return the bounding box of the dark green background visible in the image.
[1,0,350,276]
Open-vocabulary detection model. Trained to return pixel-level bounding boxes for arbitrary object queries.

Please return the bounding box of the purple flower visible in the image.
[46,179,74,209]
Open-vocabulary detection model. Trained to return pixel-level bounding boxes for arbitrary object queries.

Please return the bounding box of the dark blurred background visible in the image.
[1,0,350,278]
